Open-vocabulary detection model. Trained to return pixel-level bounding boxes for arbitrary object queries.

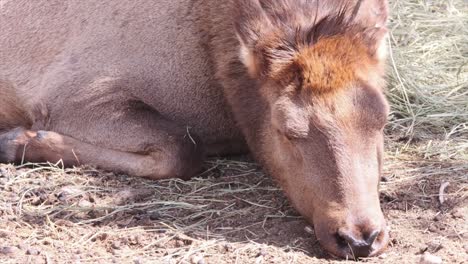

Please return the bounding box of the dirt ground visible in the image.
[0,139,466,264]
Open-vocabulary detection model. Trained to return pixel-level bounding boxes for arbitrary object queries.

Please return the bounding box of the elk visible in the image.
[0,0,390,258]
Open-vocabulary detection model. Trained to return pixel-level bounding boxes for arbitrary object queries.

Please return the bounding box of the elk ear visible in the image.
[367,27,388,61]
[353,0,388,27]
[353,0,389,61]
[234,0,273,77]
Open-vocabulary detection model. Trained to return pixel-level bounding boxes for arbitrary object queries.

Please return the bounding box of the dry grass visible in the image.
[387,0,467,138]
[1,0,467,263]
[0,148,467,263]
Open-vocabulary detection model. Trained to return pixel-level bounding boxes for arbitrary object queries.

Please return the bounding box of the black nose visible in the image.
[336,229,381,257]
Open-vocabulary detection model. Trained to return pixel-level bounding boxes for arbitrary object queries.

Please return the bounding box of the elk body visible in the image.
[0,0,390,258]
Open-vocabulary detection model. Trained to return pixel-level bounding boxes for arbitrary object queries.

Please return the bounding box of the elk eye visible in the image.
[284,126,309,140]
[276,128,296,141]
[285,133,295,141]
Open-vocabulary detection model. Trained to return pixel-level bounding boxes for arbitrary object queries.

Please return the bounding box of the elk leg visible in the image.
[0,126,203,180]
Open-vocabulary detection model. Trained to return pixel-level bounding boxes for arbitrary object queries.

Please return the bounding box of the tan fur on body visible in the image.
[0,0,390,258]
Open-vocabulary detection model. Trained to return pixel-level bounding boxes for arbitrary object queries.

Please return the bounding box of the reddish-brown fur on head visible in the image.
[237,0,388,94]
[294,35,375,94]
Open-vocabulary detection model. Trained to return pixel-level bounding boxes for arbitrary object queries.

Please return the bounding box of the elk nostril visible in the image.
[366,229,380,246]
[336,229,368,248]
[335,229,379,257]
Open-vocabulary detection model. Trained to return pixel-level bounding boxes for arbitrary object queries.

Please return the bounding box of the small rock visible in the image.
[31,196,43,206]
[426,241,443,252]
[191,254,206,264]
[379,253,387,259]
[419,252,442,264]
[87,194,96,203]
[149,212,161,221]
[26,248,40,255]
[42,238,53,245]
[256,248,267,257]
[17,243,28,250]
[47,194,58,203]
[428,225,438,233]
[128,235,139,245]
[175,239,185,248]
[419,246,429,254]
[111,241,121,250]
[0,246,18,255]
[0,167,8,177]
[78,199,93,207]
[99,233,109,241]
[433,214,443,222]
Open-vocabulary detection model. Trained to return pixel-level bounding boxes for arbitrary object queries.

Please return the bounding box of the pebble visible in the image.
[78,199,93,207]
[419,252,442,264]
[149,212,161,221]
[111,240,122,250]
[99,233,109,241]
[129,235,139,245]
[191,254,206,264]
[175,239,185,248]
[426,241,443,252]
[42,238,53,245]
[428,225,438,233]
[0,167,8,177]
[0,246,18,255]
[17,243,28,250]
[256,248,267,257]
[26,248,40,255]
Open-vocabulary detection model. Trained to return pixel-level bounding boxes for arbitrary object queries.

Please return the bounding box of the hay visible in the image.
[386,0,468,140]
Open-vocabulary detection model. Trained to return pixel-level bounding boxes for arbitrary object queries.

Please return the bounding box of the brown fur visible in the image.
[295,35,375,94]
[0,0,390,258]
[0,81,32,131]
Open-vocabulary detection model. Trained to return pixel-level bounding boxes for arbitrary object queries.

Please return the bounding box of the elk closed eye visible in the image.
[284,128,309,141]
[285,133,295,141]
[277,129,293,141]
